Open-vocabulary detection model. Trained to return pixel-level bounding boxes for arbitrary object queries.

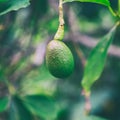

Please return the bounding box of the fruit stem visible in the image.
[59,0,64,26]
[82,89,91,115]
[54,0,64,41]
[108,6,117,17]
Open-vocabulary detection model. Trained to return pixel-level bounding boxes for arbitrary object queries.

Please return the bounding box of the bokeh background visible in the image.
[0,0,120,120]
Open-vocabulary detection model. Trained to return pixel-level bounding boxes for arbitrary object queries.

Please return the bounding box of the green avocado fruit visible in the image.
[46,40,74,78]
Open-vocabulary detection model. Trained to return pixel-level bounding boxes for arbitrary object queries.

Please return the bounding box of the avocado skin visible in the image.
[46,40,74,78]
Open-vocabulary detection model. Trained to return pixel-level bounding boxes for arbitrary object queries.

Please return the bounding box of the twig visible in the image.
[82,90,91,115]
[59,0,64,26]
[108,6,117,17]
[54,0,64,40]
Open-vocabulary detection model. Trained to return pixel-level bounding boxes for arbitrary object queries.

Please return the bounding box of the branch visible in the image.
[54,0,64,40]
[59,0,64,25]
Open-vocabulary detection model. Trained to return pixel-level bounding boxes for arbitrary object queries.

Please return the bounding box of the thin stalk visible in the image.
[82,90,91,115]
[115,20,120,27]
[54,0,64,40]
[59,0,64,25]
[108,6,117,17]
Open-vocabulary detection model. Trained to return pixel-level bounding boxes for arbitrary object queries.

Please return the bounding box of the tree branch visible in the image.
[54,0,64,40]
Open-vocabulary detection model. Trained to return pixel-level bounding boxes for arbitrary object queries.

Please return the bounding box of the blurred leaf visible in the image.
[46,17,59,33]
[19,65,56,96]
[0,0,30,16]
[82,24,117,92]
[63,0,110,6]
[0,0,8,2]
[22,95,60,120]
[0,97,9,112]
[9,96,33,120]
[0,69,5,81]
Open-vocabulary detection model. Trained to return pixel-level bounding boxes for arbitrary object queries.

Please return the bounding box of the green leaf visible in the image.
[0,0,8,2]
[19,65,56,96]
[9,96,33,120]
[0,0,30,16]
[0,97,9,112]
[22,95,60,120]
[63,0,110,6]
[82,25,117,92]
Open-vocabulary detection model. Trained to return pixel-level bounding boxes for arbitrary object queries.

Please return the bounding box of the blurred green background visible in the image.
[0,0,120,120]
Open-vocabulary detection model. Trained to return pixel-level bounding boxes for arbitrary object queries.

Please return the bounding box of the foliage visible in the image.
[82,24,117,92]
[0,0,120,120]
[0,0,30,15]
[63,0,110,6]
[0,97,9,112]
